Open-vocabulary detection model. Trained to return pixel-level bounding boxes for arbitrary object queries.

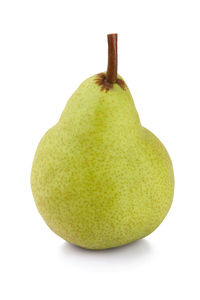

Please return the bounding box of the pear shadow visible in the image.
[59,239,153,270]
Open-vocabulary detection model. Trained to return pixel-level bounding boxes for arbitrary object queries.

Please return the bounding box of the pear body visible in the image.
[31,74,174,249]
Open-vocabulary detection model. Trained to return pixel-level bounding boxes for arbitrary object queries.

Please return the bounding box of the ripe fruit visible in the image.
[31,34,174,249]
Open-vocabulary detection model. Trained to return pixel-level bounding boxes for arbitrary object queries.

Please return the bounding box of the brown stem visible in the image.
[106,33,118,83]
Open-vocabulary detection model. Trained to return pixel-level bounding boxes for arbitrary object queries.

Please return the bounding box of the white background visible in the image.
[0,0,200,299]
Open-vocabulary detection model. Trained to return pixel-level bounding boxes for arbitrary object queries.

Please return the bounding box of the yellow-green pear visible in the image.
[31,34,174,250]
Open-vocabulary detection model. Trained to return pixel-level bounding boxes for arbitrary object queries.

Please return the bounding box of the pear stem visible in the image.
[106,34,118,84]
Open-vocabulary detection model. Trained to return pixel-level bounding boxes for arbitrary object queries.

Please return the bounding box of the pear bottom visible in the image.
[31,126,174,250]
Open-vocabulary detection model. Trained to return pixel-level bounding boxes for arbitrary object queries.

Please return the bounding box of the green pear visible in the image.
[31,34,174,250]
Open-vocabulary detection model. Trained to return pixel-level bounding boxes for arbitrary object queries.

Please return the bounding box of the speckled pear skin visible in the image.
[31,74,174,250]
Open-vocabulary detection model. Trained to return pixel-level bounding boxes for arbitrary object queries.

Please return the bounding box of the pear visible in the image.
[31,34,174,250]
